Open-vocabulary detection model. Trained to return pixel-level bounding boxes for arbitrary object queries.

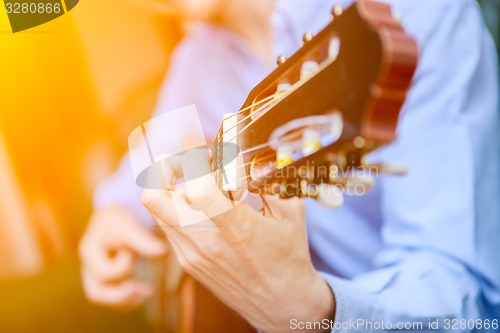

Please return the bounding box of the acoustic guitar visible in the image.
[152,1,418,332]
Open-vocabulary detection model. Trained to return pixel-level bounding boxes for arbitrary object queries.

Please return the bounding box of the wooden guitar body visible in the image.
[152,258,254,333]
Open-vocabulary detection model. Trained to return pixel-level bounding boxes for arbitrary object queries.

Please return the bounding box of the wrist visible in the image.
[270,268,335,333]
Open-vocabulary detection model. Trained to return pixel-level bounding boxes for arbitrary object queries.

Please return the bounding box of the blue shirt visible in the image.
[95,0,500,331]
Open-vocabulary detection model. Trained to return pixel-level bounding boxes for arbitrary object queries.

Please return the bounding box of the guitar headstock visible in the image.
[212,1,418,207]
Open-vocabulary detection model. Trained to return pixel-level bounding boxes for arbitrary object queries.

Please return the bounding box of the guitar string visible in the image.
[211,94,278,171]
[213,74,306,174]
[212,93,277,145]
[212,59,329,180]
[218,93,278,136]
[215,125,311,174]
[212,95,277,174]
[214,119,307,184]
[218,78,304,153]
[214,134,284,187]
[218,51,331,140]
[213,98,273,169]
[220,93,286,145]
[215,100,276,172]
[213,95,279,168]
[214,154,271,174]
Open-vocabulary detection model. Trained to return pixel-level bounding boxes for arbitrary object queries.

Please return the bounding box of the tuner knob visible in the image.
[302,129,321,156]
[328,37,341,61]
[316,184,344,209]
[276,83,292,93]
[303,32,313,44]
[392,12,403,23]
[346,174,375,193]
[277,54,286,66]
[300,61,320,81]
[276,146,294,169]
[332,5,343,17]
[375,163,408,176]
[353,136,366,149]
[330,111,344,141]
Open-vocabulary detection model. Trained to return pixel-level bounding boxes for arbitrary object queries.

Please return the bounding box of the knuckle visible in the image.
[104,266,125,282]
[176,254,188,269]
[141,190,161,215]
[227,228,251,248]
[183,249,209,274]
[224,215,252,247]
[177,254,195,275]
[186,253,202,268]
[186,185,212,206]
[78,239,91,262]
[141,190,155,208]
[86,291,104,305]
[190,229,223,259]
[200,241,223,260]
[82,281,101,304]
[111,293,130,306]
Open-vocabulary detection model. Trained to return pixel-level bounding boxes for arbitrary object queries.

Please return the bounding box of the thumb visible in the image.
[182,149,235,222]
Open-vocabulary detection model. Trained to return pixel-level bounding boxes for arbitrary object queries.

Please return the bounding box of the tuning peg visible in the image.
[300,61,320,81]
[330,112,344,140]
[353,136,366,149]
[302,129,321,156]
[276,146,294,169]
[392,12,403,23]
[328,37,341,60]
[276,83,292,94]
[303,32,313,44]
[277,54,286,66]
[332,5,343,17]
[316,184,344,209]
[374,163,408,175]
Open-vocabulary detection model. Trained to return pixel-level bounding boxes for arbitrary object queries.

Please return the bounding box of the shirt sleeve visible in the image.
[93,25,269,224]
[321,0,500,331]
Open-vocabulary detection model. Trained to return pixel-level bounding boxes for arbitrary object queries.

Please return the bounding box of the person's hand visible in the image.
[142,149,335,332]
[79,206,167,309]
